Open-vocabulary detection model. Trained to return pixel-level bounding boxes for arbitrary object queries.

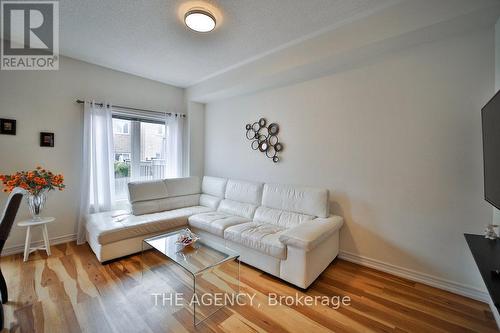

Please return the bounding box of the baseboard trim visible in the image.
[338,250,489,302]
[1,233,77,257]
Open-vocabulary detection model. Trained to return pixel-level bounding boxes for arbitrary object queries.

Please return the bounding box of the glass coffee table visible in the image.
[142,229,240,326]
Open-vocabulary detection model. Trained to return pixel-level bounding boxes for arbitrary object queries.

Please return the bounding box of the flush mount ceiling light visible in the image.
[184,9,216,32]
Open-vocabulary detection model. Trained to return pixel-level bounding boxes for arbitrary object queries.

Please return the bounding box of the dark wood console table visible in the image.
[465,233,500,309]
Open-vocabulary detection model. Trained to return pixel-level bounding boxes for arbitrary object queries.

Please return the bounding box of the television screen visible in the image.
[482,90,500,210]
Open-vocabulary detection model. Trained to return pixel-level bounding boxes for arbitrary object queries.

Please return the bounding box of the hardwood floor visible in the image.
[0,241,496,333]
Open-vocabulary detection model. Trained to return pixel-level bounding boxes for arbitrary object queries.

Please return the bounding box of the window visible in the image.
[157,125,164,135]
[112,117,166,200]
[114,153,131,162]
[113,118,129,134]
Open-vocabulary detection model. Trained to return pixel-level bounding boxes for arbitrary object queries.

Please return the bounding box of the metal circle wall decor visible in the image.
[246,129,255,140]
[257,134,267,143]
[268,123,279,135]
[268,135,278,146]
[274,142,283,152]
[251,140,259,150]
[266,146,276,158]
[244,117,283,163]
[259,126,269,137]
[259,141,269,152]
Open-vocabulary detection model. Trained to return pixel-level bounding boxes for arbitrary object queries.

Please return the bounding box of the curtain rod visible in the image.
[75,99,186,118]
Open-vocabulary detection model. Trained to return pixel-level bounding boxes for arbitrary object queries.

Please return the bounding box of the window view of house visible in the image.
[112,117,166,200]
[113,119,129,134]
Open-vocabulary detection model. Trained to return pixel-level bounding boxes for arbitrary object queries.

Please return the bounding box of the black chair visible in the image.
[0,188,24,329]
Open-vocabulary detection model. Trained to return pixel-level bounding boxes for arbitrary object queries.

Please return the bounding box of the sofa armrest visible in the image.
[279,215,343,251]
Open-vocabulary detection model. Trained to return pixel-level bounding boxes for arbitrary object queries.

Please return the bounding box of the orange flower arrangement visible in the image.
[0,166,65,195]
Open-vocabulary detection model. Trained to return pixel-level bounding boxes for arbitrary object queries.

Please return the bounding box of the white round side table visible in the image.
[18,217,55,262]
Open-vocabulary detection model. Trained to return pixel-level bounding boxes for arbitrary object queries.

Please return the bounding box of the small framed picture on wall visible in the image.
[0,119,16,135]
[40,132,55,147]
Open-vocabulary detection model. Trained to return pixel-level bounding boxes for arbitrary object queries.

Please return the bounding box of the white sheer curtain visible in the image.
[77,101,115,244]
[165,114,185,178]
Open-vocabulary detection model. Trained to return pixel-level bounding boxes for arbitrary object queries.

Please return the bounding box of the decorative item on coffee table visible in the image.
[0,167,65,221]
[176,228,200,249]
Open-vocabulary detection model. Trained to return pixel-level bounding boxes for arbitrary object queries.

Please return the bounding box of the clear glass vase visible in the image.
[27,191,47,221]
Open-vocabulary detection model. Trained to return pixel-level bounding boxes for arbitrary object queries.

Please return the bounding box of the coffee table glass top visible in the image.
[143,229,239,275]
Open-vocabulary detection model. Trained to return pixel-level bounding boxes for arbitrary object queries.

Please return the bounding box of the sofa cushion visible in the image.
[202,176,227,197]
[199,176,227,210]
[218,199,258,219]
[128,179,168,203]
[224,179,263,205]
[132,194,200,216]
[254,206,314,229]
[262,183,329,218]
[163,177,201,196]
[128,177,201,215]
[188,212,250,237]
[128,176,200,203]
[224,222,286,259]
[86,206,212,245]
[216,179,263,219]
[199,194,221,210]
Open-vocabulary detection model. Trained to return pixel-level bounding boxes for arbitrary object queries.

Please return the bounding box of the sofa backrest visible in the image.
[253,183,329,228]
[217,179,263,219]
[200,176,227,209]
[128,177,201,215]
[127,175,330,225]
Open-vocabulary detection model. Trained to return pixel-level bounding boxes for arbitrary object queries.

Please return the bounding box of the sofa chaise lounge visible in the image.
[85,176,343,288]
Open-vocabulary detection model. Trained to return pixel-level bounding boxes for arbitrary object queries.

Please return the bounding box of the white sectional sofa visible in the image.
[85,176,343,288]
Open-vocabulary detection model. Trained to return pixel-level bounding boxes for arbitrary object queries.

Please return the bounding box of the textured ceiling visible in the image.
[59,0,401,87]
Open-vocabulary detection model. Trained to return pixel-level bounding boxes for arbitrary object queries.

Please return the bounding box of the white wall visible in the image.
[0,56,185,251]
[187,101,205,177]
[204,29,494,291]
